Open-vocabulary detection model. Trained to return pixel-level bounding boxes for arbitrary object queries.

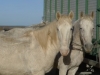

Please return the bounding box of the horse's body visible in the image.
[58,12,94,75]
[0,12,74,75]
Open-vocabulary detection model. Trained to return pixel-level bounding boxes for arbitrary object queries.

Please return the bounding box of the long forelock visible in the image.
[58,15,72,25]
[73,16,93,41]
[81,15,93,21]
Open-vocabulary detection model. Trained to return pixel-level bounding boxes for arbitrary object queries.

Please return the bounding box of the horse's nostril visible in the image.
[84,44,93,50]
[85,44,87,47]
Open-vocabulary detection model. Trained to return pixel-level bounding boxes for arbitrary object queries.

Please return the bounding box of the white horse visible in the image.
[0,11,74,75]
[57,12,94,75]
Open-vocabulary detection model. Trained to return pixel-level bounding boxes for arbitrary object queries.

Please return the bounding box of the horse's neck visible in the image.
[33,21,59,50]
[72,20,82,49]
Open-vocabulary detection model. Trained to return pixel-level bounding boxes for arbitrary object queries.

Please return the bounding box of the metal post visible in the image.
[50,0,52,22]
[85,0,88,14]
[68,0,70,14]
[44,0,47,21]
[96,0,100,66]
[55,0,57,18]
[76,0,78,20]
[96,2,99,41]
[61,0,63,14]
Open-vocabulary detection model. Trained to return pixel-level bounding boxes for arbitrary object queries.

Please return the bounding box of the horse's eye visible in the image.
[71,26,74,31]
[71,28,73,31]
[57,28,59,31]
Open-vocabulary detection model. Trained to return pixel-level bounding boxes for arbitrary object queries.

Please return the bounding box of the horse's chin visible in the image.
[84,45,92,53]
[84,44,93,53]
[85,49,92,53]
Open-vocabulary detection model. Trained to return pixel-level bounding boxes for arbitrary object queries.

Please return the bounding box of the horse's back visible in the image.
[0,28,33,37]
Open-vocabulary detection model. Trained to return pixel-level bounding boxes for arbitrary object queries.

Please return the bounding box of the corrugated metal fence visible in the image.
[43,0,100,68]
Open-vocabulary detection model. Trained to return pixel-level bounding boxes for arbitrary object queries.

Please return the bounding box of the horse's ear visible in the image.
[80,11,84,18]
[90,11,94,20]
[56,11,61,20]
[68,11,74,20]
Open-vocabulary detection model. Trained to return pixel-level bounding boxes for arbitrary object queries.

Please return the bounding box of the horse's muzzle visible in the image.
[60,49,69,56]
[84,43,93,53]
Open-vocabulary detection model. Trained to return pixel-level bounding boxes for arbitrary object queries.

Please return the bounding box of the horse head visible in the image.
[79,11,94,53]
[56,11,74,56]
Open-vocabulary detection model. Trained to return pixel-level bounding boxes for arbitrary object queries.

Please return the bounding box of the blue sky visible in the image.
[0,0,43,26]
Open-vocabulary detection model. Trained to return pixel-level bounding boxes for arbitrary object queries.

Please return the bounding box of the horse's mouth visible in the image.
[85,50,91,53]
[60,50,69,56]
[83,43,93,53]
